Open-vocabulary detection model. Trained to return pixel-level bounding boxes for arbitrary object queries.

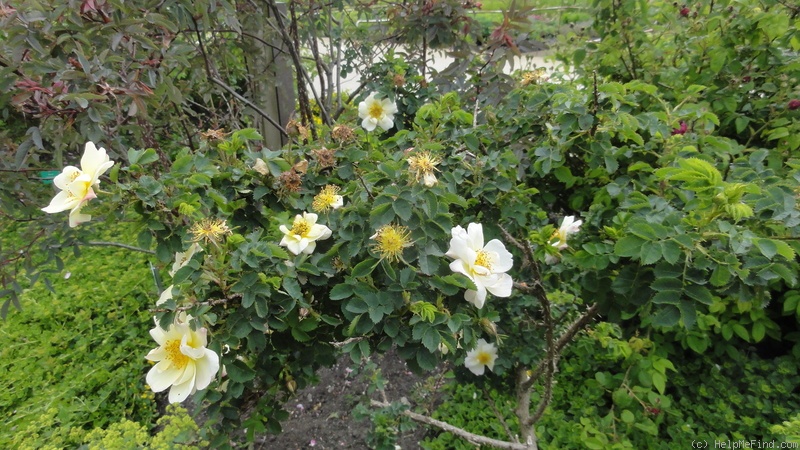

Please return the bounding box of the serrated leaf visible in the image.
[684,284,713,305]
[330,283,354,300]
[652,290,681,305]
[393,198,413,221]
[352,259,379,278]
[661,240,682,264]
[651,305,680,327]
[615,236,646,257]
[640,242,662,265]
[369,202,395,229]
[754,239,778,259]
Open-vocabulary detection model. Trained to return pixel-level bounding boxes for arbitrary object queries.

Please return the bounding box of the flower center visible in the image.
[165,339,189,369]
[476,351,492,365]
[372,224,411,262]
[368,102,384,120]
[290,220,311,236]
[66,180,92,201]
[312,185,341,212]
[475,250,493,270]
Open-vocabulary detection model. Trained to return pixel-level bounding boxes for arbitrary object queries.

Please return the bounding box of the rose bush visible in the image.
[2,0,800,448]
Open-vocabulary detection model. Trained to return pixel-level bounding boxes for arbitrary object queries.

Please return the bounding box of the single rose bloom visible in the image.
[279,212,332,255]
[551,215,583,250]
[446,223,513,309]
[464,339,498,376]
[358,93,397,132]
[145,314,220,403]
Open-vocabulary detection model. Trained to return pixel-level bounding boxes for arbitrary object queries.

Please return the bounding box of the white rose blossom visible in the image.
[145,314,220,403]
[357,93,397,132]
[157,243,204,306]
[464,339,498,376]
[551,215,583,251]
[279,212,332,255]
[445,223,513,309]
[41,141,114,227]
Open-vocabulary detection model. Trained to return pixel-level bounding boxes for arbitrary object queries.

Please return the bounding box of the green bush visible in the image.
[423,329,800,449]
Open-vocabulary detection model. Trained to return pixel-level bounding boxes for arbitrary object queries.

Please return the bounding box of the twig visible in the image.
[86,241,155,254]
[370,400,535,450]
[209,77,289,138]
[150,295,240,313]
[521,303,599,390]
[484,386,520,444]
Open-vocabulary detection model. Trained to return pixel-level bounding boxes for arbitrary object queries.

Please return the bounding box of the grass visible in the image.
[0,218,162,449]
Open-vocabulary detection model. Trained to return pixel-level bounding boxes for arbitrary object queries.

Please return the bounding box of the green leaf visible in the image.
[732,323,750,341]
[330,284,354,300]
[679,299,697,329]
[369,202,395,229]
[227,360,256,383]
[282,277,302,299]
[752,321,766,343]
[661,240,682,265]
[352,259,379,278]
[686,335,708,354]
[615,236,646,257]
[639,242,662,265]
[651,305,680,327]
[621,410,635,424]
[393,198,413,221]
[652,290,681,305]
[754,239,777,259]
[651,372,666,394]
[684,284,713,305]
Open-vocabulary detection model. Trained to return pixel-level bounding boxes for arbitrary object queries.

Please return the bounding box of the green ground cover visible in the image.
[0,219,162,448]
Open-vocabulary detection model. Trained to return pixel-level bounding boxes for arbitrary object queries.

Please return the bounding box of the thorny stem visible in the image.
[370,400,535,450]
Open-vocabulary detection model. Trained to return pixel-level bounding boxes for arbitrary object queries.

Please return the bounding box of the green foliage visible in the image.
[0,222,157,449]
[424,330,800,449]
[83,404,207,450]
[2,0,799,447]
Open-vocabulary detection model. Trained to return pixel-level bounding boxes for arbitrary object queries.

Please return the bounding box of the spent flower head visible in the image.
[407,150,442,187]
[201,128,226,141]
[190,218,232,247]
[330,125,355,144]
[313,147,337,169]
[370,224,412,263]
[312,185,344,213]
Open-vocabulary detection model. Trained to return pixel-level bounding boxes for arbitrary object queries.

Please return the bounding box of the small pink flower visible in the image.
[309,439,317,447]
[671,121,688,135]
[788,99,800,111]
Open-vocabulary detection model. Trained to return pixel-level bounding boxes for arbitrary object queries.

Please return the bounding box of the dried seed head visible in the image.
[331,124,355,143]
[313,147,337,169]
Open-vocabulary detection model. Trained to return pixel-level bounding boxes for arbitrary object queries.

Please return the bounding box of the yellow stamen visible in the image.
[475,250,493,270]
[372,224,412,263]
[407,151,441,185]
[190,218,232,246]
[476,351,492,365]
[165,339,189,369]
[368,103,384,119]
[290,219,311,236]
[312,185,341,212]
